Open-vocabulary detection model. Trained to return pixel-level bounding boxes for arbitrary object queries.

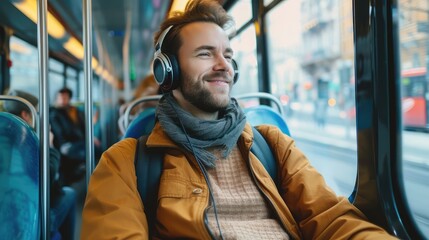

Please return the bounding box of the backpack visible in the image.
[134,126,277,235]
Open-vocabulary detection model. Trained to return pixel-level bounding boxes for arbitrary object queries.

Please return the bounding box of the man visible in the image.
[4,90,76,239]
[81,0,397,239]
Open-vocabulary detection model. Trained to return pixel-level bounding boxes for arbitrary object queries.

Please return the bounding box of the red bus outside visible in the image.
[401,67,429,130]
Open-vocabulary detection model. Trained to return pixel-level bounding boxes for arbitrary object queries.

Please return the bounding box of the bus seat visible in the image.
[244,105,291,136]
[0,112,40,239]
[123,107,157,139]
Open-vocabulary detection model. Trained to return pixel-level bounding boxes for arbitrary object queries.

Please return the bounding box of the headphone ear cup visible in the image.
[167,54,180,91]
[232,59,239,84]
[153,55,167,86]
[153,53,180,91]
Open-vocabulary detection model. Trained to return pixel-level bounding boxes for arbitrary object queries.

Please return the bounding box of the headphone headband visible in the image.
[154,25,174,54]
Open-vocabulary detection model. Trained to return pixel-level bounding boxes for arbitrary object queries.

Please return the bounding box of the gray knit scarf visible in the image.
[156,93,246,168]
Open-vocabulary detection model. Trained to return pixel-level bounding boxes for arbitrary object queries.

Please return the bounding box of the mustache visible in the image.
[204,71,233,81]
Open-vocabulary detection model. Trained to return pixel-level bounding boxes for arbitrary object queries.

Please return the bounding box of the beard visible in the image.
[179,71,232,113]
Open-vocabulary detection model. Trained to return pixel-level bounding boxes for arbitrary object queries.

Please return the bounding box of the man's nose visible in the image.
[213,56,232,73]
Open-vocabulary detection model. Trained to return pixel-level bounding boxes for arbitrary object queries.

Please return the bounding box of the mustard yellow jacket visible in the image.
[81,123,397,239]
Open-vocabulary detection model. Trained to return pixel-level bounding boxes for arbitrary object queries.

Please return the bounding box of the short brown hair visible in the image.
[58,87,73,98]
[153,0,234,56]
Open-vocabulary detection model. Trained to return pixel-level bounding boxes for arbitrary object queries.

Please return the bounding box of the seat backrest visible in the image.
[123,95,162,130]
[124,107,157,139]
[244,105,291,136]
[235,92,291,136]
[0,112,40,239]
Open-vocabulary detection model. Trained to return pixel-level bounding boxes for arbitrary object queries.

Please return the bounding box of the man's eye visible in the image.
[198,52,210,57]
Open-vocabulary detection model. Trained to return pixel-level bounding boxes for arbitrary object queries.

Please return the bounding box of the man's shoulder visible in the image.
[101,138,138,162]
[105,138,138,156]
[97,138,139,173]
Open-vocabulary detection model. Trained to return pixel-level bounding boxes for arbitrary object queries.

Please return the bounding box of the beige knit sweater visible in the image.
[206,146,290,240]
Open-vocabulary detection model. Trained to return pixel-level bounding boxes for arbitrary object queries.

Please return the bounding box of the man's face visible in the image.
[56,92,71,107]
[176,22,235,113]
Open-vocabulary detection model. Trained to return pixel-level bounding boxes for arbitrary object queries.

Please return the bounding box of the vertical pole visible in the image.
[83,0,95,186]
[253,0,270,94]
[37,0,50,239]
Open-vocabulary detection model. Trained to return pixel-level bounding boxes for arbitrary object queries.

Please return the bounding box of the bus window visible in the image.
[230,25,259,95]
[228,0,252,30]
[265,0,357,197]
[66,67,78,100]
[401,68,428,129]
[264,0,275,7]
[9,36,39,98]
[49,58,65,104]
[399,0,429,236]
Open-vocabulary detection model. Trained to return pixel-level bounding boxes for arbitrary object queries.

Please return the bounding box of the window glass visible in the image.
[398,0,429,236]
[93,77,100,102]
[264,0,274,6]
[66,67,77,78]
[50,71,64,105]
[49,58,63,73]
[230,26,259,95]
[228,0,252,29]
[49,58,64,104]
[66,77,78,102]
[77,71,100,102]
[265,0,357,197]
[79,71,85,102]
[64,67,78,101]
[9,36,39,98]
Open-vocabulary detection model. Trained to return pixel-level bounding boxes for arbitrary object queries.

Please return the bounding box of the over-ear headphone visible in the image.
[153,25,239,92]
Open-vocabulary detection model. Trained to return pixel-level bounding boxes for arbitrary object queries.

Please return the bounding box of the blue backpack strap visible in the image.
[134,135,163,237]
[250,126,278,185]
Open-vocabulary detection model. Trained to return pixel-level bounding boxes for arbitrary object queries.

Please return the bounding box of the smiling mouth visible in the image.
[206,78,230,84]
[205,72,232,84]
[208,80,227,83]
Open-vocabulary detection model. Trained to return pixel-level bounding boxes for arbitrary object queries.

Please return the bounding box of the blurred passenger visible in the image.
[50,87,101,184]
[82,0,398,239]
[4,89,76,240]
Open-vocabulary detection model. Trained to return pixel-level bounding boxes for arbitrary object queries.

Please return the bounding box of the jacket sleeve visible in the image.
[81,138,149,240]
[257,125,398,240]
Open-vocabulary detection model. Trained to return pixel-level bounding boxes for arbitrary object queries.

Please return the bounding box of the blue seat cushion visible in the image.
[124,108,157,139]
[243,105,291,136]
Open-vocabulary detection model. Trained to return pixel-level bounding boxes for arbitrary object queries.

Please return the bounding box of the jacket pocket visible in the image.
[158,177,207,200]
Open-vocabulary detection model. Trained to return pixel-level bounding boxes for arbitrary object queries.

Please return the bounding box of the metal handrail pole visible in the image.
[36,0,50,239]
[83,0,95,186]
